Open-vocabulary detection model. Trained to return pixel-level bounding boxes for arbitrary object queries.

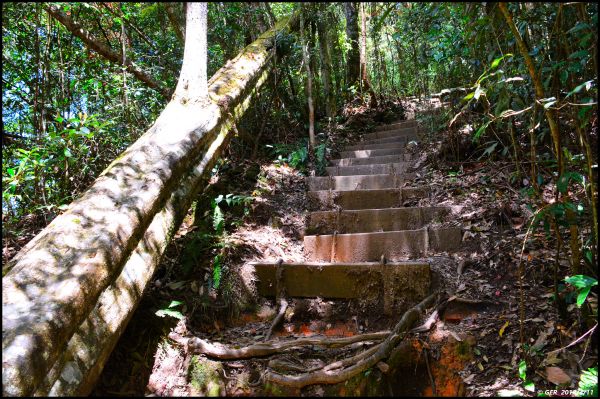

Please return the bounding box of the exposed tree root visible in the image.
[169,331,390,359]
[169,292,438,389]
[263,292,438,388]
[265,259,287,341]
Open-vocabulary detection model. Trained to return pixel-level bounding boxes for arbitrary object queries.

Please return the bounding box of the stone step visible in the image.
[251,261,430,314]
[325,162,408,176]
[307,187,429,210]
[373,120,418,131]
[306,206,451,235]
[304,227,462,262]
[343,142,407,152]
[363,127,419,141]
[307,173,415,191]
[331,154,413,166]
[339,148,408,159]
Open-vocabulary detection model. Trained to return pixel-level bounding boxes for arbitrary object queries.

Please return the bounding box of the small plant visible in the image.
[155,300,185,320]
[518,359,536,392]
[577,367,598,397]
[564,275,598,308]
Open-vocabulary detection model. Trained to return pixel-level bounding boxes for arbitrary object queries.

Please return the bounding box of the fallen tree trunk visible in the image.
[2,14,298,397]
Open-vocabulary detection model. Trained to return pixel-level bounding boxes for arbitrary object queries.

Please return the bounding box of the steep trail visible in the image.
[138,108,478,397]
[254,116,461,317]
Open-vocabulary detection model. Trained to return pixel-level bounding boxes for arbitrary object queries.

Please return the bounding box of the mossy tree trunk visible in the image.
[2,10,298,397]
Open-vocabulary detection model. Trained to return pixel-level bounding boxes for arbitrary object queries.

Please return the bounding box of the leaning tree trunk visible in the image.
[2,9,298,397]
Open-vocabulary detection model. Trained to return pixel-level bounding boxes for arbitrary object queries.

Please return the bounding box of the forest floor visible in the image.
[83,98,595,396]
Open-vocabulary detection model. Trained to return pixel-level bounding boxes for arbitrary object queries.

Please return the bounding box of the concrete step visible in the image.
[304,227,462,262]
[251,261,430,314]
[307,173,415,191]
[363,127,418,141]
[306,206,451,235]
[373,120,417,132]
[325,162,408,176]
[339,148,408,159]
[357,135,418,146]
[331,154,413,166]
[307,187,429,210]
[343,142,407,152]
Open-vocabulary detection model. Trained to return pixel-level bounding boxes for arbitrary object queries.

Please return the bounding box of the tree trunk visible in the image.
[344,2,360,91]
[498,3,563,177]
[173,2,208,105]
[317,8,336,119]
[359,2,378,108]
[46,4,171,99]
[2,11,299,397]
[300,5,316,149]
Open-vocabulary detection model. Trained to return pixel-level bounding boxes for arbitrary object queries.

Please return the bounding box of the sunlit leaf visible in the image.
[490,53,513,69]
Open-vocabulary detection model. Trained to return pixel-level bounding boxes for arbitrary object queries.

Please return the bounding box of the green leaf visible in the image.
[519,360,527,381]
[155,309,184,320]
[490,53,513,69]
[463,91,475,101]
[566,80,595,98]
[568,22,590,34]
[64,148,73,158]
[565,275,598,289]
[473,121,492,143]
[213,204,224,234]
[524,381,535,392]
[168,300,183,308]
[569,49,589,59]
[576,287,591,307]
[577,367,598,397]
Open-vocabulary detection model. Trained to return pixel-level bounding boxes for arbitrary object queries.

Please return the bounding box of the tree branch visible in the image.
[164,2,185,46]
[45,4,171,99]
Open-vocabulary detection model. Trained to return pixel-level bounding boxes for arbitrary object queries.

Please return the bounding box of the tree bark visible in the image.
[45,4,171,99]
[2,12,299,397]
[498,3,563,177]
[344,2,360,91]
[300,5,316,149]
[173,2,208,105]
[317,6,336,119]
[359,2,378,108]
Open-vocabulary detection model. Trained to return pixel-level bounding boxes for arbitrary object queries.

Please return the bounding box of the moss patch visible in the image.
[188,356,224,396]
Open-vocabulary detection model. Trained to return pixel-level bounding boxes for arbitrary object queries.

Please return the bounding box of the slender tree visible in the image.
[300,3,316,149]
[344,2,360,91]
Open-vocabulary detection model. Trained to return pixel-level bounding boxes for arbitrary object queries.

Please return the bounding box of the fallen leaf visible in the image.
[463,374,476,384]
[545,366,571,385]
[499,321,509,337]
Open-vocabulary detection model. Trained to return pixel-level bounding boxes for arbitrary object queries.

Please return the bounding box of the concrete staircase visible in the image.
[251,118,461,315]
